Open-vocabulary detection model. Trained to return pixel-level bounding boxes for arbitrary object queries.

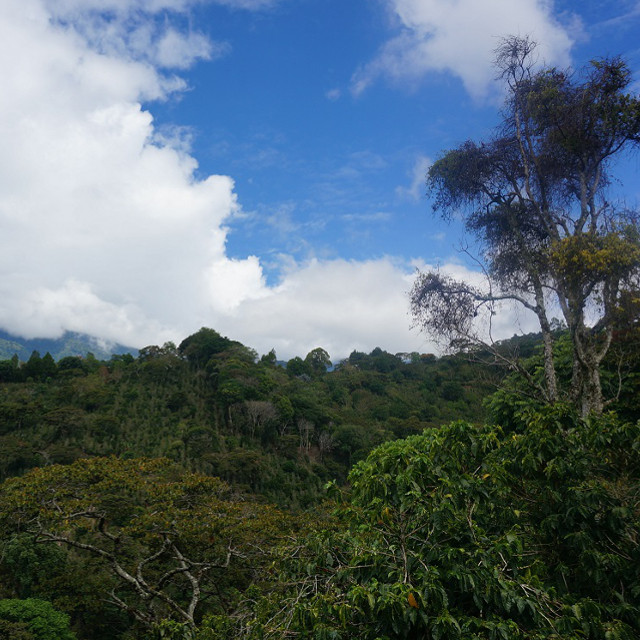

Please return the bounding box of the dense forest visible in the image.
[0,323,637,639]
[0,328,501,508]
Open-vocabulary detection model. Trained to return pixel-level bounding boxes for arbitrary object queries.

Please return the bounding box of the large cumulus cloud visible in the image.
[0,0,547,362]
[0,0,261,347]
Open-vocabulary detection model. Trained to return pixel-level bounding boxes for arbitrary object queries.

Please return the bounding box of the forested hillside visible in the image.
[0,323,637,639]
[0,328,500,507]
[0,330,136,362]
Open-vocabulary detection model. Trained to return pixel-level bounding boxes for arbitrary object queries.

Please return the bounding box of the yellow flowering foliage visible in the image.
[549,230,640,293]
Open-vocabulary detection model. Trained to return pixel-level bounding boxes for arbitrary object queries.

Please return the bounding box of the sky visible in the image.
[0,0,639,362]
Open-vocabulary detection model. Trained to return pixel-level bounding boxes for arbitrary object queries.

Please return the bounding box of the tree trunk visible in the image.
[580,360,604,418]
[571,325,605,418]
[536,307,558,404]
[541,327,558,404]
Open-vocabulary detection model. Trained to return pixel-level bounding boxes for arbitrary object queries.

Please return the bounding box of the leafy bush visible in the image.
[253,411,640,639]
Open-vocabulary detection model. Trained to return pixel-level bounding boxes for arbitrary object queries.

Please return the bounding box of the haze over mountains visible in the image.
[0,329,137,362]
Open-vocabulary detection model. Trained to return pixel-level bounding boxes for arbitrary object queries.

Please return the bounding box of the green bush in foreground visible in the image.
[225,409,640,639]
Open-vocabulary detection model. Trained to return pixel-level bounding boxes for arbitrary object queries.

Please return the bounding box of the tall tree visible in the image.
[411,36,640,416]
[304,347,332,376]
[178,328,236,369]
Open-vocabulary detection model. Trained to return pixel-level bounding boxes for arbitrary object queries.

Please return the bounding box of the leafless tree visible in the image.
[245,400,277,438]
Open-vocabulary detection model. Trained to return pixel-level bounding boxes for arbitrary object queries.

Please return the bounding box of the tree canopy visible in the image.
[0,457,292,633]
[0,323,638,638]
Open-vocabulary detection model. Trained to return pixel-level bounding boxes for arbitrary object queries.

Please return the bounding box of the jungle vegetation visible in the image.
[0,322,637,639]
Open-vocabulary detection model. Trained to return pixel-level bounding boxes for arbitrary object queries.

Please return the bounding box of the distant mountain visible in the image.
[0,329,138,361]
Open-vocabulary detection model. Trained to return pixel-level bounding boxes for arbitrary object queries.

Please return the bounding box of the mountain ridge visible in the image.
[0,329,138,361]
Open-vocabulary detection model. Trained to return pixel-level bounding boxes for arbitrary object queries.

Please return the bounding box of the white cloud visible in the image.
[3,280,172,347]
[205,257,541,361]
[342,212,391,223]
[204,256,268,313]
[210,258,431,360]
[43,0,278,14]
[211,0,280,8]
[141,27,225,70]
[42,0,226,71]
[0,0,246,347]
[0,0,540,363]
[353,0,576,99]
[396,154,431,201]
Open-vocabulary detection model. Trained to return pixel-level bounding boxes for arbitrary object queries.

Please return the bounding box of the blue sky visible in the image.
[0,0,639,361]
[151,0,507,273]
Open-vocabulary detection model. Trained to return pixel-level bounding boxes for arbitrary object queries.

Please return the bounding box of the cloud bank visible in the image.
[353,0,575,99]
[0,0,544,362]
[0,0,424,360]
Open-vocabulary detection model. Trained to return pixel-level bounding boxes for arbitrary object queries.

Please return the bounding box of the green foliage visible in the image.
[0,334,497,506]
[0,618,34,640]
[304,348,332,376]
[149,619,197,639]
[0,534,67,598]
[0,598,76,640]
[286,356,312,378]
[1,327,637,639]
[485,330,640,428]
[178,328,238,369]
[0,457,295,635]
[0,356,21,383]
[258,412,640,639]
